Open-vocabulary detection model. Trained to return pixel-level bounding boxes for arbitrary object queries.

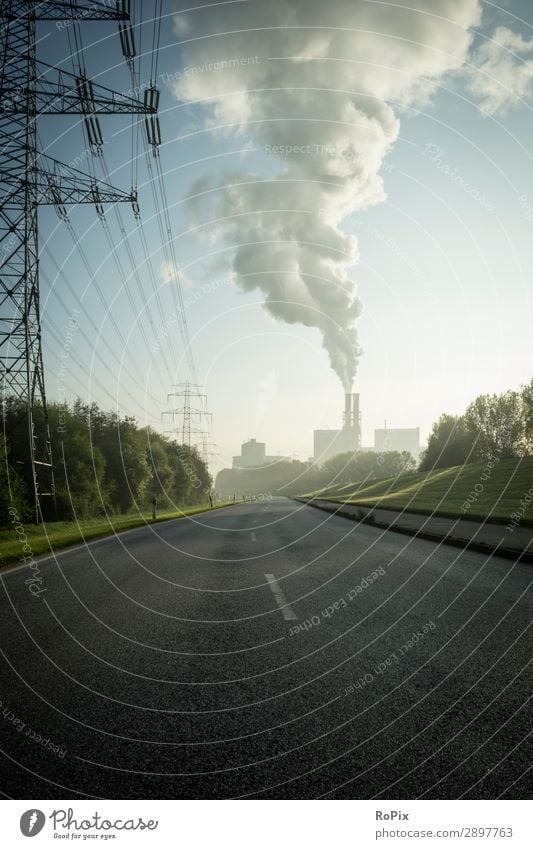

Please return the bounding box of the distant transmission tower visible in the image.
[0,1,158,521]
[161,381,215,463]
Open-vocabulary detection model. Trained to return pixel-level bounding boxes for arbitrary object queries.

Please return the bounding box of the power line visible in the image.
[43,241,165,411]
[0,1,157,520]
[161,381,213,462]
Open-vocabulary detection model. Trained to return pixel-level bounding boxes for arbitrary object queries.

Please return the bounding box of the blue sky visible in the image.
[39,1,533,468]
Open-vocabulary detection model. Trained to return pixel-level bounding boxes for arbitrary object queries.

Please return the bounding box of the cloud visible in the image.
[160,261,194,288]
[172,0,481,388]
[466,26,533,114]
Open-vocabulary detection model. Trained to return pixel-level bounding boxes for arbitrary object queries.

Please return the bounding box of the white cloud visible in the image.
[467,26,533,115]
[173,0,481,388]
[159,261,194,288]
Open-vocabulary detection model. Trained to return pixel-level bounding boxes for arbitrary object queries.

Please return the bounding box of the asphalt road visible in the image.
[0,497,531,799]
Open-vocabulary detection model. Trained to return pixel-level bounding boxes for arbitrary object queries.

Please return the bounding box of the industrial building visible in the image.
[233,438,289,469]
[374,427,420,456]
[313,393,361,464]
[313,393,420,464]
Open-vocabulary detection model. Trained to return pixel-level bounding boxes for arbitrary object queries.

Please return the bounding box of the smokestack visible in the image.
[352,393,361,448]
[344,393,352,429]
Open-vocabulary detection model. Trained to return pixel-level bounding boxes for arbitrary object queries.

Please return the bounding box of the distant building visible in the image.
[313,393,361,463]
[233,438,265,468]
[312,392,420,464]
[233,438,289,469]
[313,428,358,464]
[374,427,420,456]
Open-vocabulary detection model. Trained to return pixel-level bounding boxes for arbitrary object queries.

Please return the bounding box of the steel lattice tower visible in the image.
[0,1,158,521]
[162,382,214,463]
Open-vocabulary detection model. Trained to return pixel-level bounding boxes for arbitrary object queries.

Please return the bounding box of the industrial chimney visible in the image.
[352,393,361,448]
[344,393,352,430]
[352,393,359,426]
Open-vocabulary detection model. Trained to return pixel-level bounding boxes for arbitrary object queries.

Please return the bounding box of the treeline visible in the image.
[419,379,533,471]
[215,450,415,498]
[216,379,533,498]
[1,398,212,524]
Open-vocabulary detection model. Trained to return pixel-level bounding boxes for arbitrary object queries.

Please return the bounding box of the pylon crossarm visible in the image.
[5,1,129,22]
[2,63,156,115]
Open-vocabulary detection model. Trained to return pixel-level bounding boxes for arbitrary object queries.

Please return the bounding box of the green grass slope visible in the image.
[301,457,533,526]
[0,502,233,569]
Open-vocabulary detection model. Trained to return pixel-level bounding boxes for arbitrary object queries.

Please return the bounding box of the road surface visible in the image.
[0,497,530,799]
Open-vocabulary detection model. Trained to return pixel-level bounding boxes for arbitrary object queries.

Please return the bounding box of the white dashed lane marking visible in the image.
[265,573,298,621]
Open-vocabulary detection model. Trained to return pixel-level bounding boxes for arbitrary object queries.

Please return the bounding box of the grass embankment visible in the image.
[301,457,533,526]
[0,502,233,569]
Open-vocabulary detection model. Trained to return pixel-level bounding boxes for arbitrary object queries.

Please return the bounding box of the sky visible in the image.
[39,0,533,470]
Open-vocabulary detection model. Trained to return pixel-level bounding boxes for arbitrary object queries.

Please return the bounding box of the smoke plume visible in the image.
[173,0,481,389]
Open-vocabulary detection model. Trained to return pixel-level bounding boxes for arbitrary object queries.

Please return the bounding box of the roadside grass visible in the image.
[0,502,234,569]
[301,456,533,526]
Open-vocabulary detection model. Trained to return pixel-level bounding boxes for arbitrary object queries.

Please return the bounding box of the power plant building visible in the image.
[313,394,420,463]
[313,393,361,464]
[374,427,420,456]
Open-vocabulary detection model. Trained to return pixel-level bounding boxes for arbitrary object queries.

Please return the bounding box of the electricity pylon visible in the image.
[161,382,215,463]
[0,1,158,521]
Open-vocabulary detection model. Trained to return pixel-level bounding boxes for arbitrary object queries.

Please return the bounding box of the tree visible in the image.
[419,414,476,471]
[146,431,173,505]
[0,434,29,524]
[96,415,150,513]
[214,451,415,498]
[47,403,108,519]
[1,397,215,524]
[463,391,523,461]
[520,378,533,454]
[320,449,415,486]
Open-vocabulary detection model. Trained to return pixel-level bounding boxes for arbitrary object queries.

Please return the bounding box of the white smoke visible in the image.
[466,25,533,114]
[172,0,481,388]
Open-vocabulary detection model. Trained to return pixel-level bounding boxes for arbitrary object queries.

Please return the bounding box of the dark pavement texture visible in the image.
[0,497,531,799]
